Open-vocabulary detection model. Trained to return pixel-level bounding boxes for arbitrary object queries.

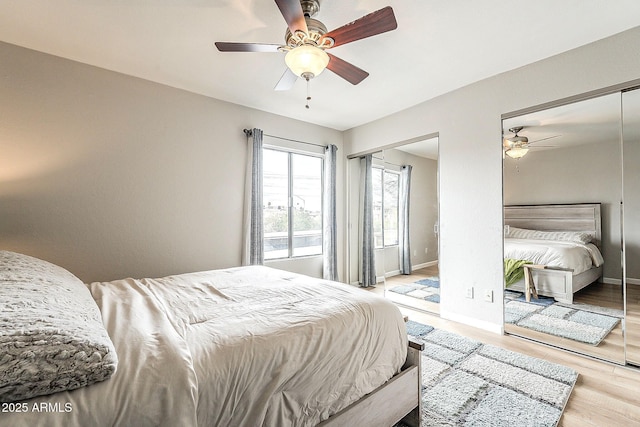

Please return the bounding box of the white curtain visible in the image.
[399,165,412,274]
[360,154,376,287]
[322,144,338,281]
[241,128,264,266]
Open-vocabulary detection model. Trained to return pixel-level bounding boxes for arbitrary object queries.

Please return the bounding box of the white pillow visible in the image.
[506,227,594,244]
[0,250,118,402]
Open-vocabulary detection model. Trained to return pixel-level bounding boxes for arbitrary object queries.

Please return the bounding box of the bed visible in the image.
[0,250,422,427]
[504,203,604,304]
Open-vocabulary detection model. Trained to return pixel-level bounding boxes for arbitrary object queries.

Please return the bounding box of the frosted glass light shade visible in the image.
[285,45,330,78]
[505,147,529,159]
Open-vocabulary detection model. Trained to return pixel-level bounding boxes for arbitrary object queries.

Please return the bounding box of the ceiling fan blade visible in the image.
[529,135,562,144]
[215,42,282,53]
[326,53,369,85]
[274,0,308,35]
[321,6,397,48]
[274,68,298,91]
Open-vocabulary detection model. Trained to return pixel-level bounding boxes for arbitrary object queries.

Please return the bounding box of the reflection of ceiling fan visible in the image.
[215,0,397,102]
[503,126,561,159]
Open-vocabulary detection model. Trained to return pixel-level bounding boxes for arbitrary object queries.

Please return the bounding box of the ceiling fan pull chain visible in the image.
[305,76,311,109]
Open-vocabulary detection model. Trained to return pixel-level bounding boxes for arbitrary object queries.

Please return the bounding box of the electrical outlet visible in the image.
[466,287,474,299]
[484,289,493,303]
[413,250,416,257]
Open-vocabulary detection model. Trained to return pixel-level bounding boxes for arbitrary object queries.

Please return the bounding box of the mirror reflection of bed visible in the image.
[502,206,625,362]
[502,92,625,364]
[503,203,624,362]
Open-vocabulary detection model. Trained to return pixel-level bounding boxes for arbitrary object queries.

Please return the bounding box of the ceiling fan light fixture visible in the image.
[505,147,529,159]
[285,45,329,79]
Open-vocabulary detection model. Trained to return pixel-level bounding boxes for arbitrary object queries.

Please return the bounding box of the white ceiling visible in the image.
[1,1,640,131]
[395,137,439,161]
[502,92,622,153]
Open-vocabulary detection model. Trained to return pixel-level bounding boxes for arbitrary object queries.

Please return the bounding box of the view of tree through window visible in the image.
[372,167,399,248]
[263,148,322,259]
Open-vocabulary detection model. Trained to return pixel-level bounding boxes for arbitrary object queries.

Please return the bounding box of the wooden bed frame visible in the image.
[504,203,604,304]
[319,339,424,427]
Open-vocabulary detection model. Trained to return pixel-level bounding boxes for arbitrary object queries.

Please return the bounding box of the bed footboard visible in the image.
[317,339,424,427]
[507,265,602,304]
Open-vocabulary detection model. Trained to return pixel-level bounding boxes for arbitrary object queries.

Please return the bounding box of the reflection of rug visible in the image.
[389,277,440,303]
[402,320,577,427]
[504,291,621,346]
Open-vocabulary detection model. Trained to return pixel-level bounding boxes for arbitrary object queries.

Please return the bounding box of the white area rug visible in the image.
[403,321,577,427]
[504,293,621,345]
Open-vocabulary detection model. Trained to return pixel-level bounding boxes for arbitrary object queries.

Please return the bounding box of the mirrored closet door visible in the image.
[381,138,440,315]
[623,87,640,366]
[346,136,441,315]
[502,93,626,364]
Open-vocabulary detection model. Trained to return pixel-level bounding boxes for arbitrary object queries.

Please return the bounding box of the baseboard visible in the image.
[603,277,640,286]
[385,270,401,279]
[383,260,438,280]
[412,260,438,271]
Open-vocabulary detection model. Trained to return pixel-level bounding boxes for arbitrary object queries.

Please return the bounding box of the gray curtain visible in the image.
[399,165,412,274]
[322,144,338,281]
[361,154,376,287]
[241,128,264,265]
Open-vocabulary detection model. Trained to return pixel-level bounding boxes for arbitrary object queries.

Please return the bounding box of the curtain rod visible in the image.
[243,128,330,149]
[370,154,405,168]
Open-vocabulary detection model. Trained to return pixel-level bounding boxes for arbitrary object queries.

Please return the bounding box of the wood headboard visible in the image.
[504,203,602,249]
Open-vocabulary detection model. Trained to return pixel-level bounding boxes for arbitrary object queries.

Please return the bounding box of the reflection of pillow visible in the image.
[506,227,594,244]
[0,251,118,403]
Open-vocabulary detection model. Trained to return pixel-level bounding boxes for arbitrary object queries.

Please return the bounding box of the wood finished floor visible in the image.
[626,284,640,366]
[366,271,640,426]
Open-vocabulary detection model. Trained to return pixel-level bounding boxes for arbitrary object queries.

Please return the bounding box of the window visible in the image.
[263,148,323,260]
[372,167,399,248]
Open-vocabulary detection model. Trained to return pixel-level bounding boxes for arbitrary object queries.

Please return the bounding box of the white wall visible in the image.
[344,27,640,332]
[0,41,344,283]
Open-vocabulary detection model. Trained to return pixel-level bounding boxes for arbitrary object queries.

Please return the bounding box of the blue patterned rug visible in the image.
[504,290,622,345]
[403,320,577,427]
[389,277,440,303]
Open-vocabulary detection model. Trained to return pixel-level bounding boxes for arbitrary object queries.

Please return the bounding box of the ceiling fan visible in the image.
[503,126,561,159]
[215,0,397,101]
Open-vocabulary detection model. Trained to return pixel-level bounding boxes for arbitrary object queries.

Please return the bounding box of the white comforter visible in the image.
[504,238,604,275]
[1,266,407,427]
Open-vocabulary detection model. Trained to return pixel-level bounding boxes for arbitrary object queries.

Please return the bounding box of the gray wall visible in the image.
[383,148,438,273]
[4,25,640,333]
[345,149,438,284]
[503,140,622,281]
[0,41,344,283]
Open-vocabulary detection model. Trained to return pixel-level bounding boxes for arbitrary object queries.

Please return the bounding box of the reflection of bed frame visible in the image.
[320,340,423,426]
[504,203,603,304]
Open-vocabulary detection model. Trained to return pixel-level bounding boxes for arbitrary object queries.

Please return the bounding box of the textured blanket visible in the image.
[0,251,118,403]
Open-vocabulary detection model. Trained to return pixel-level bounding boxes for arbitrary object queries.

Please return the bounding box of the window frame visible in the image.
[372,165,400,249]
[263,146,324,260]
